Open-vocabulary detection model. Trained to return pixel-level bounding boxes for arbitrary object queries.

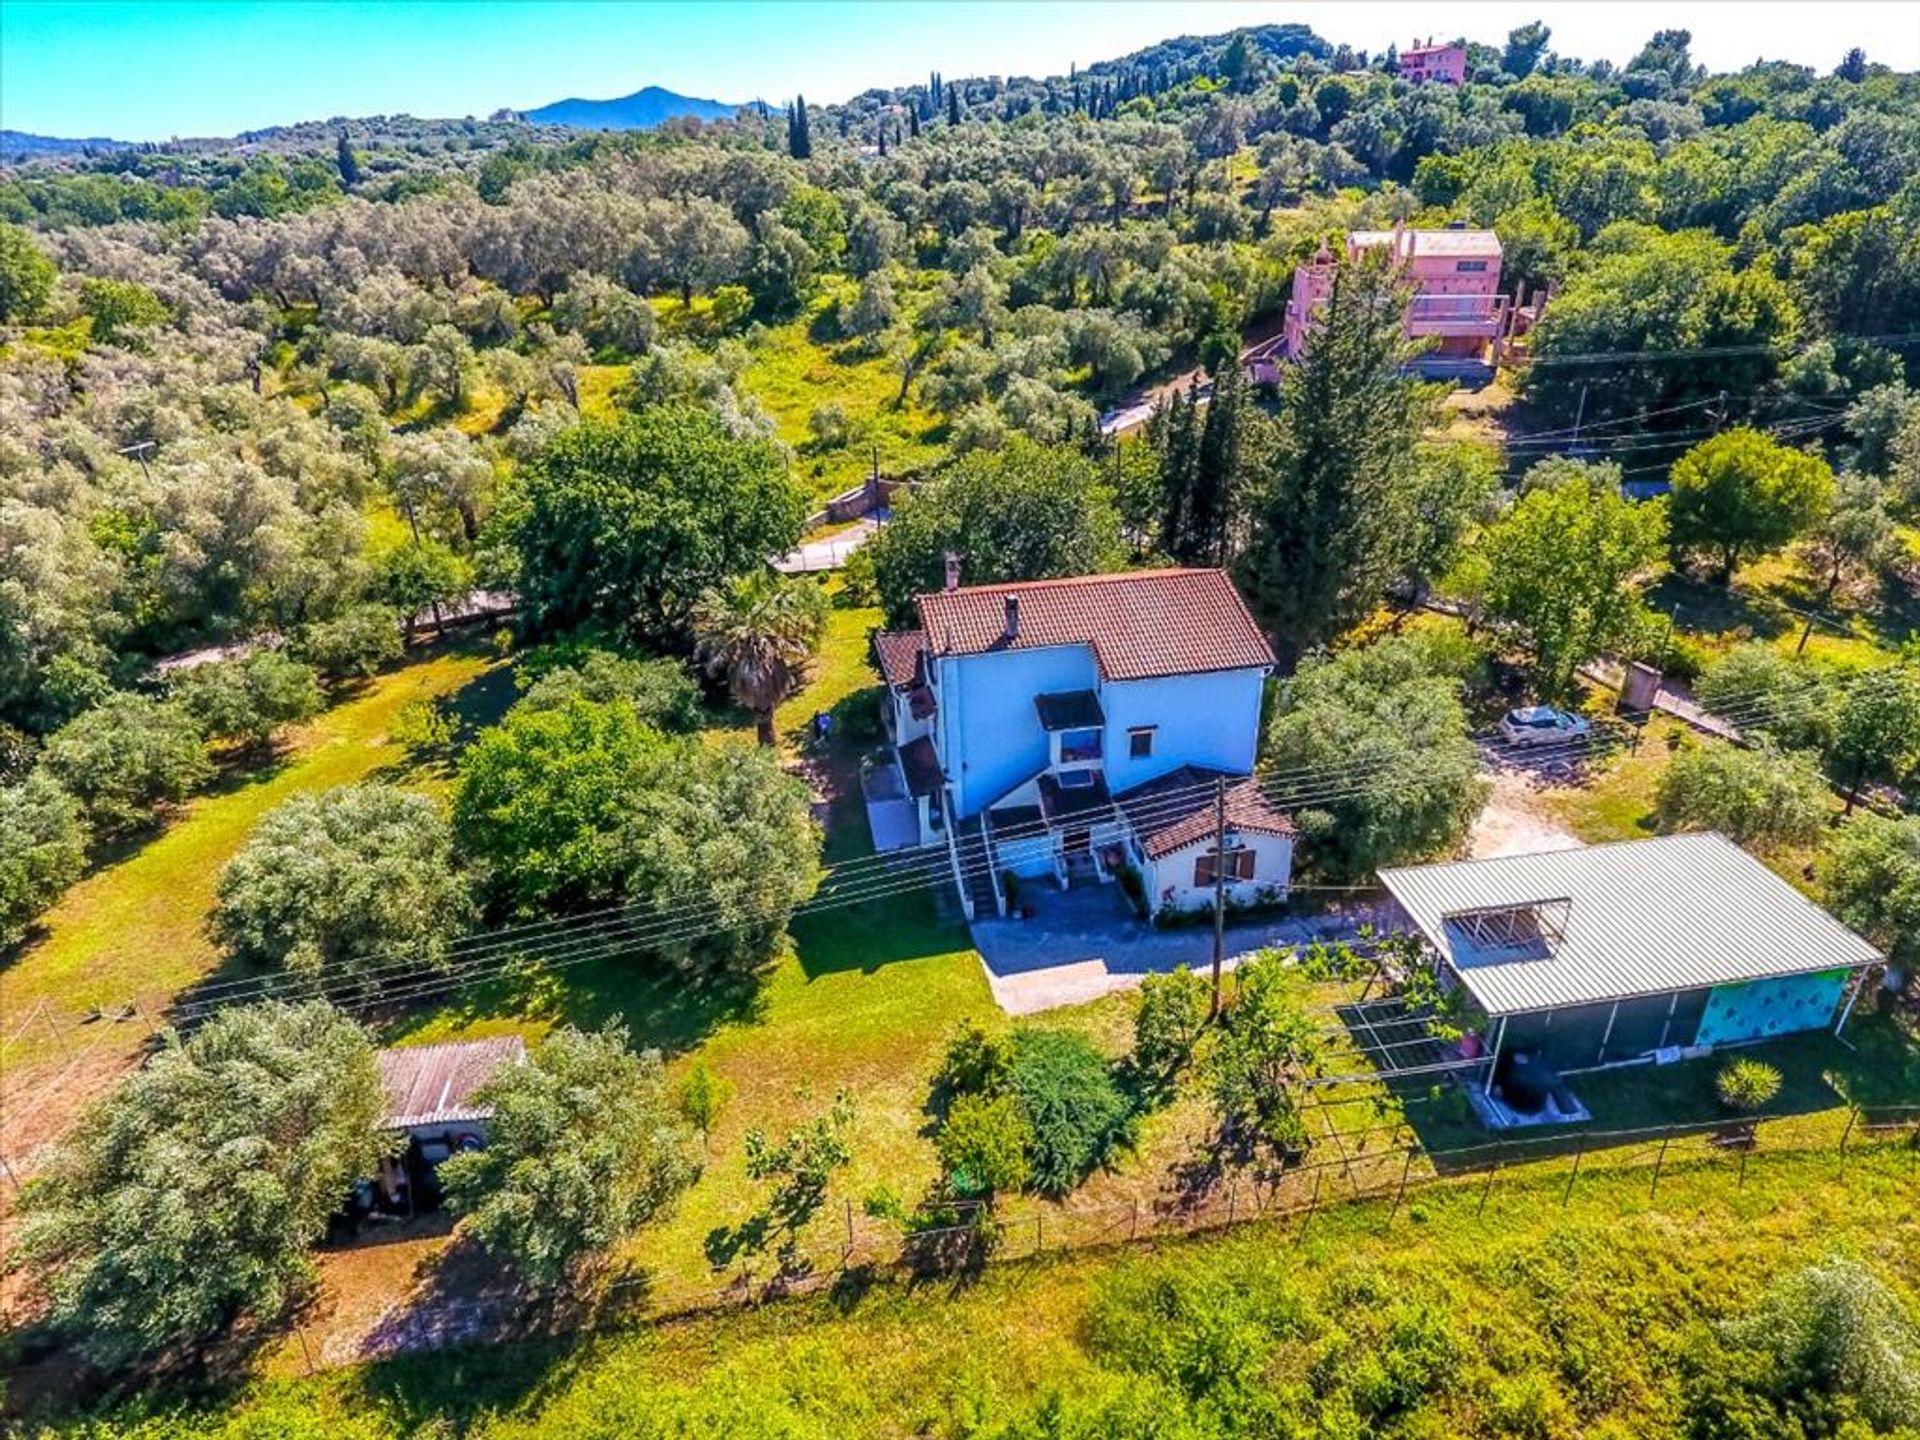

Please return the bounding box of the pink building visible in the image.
[1399,37,1468,85]
[1280,223,1523,366]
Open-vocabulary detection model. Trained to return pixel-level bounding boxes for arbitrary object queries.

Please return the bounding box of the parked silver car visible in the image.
[1498,705,1592,748]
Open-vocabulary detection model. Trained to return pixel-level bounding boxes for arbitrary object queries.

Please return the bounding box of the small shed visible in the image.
[371,1036,526,1211]
[1379,834,1881,1076]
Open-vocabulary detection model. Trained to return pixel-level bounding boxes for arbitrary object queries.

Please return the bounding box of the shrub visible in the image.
[213,783,472,983]
[41,692,213,837]
[440,1026,698,1286]
[0,772,88,948]
[1132,966,1209,1079]
[293,603,404,678]
[1006,1028,1133,1196]
[936,1093,1033,1198]
[1653,741,1827,849]
[935,1021,1016,1099]
[1695,644,1838,752]
[676,1058,731,1136]
[1715,1057,1783,1112]
[169,651,323,748]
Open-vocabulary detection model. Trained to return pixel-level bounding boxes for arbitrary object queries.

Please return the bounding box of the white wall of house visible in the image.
[1145,832,1294,915]
[887,688,934,746]
[1099,668,1267,794]
[935,644,1097,817]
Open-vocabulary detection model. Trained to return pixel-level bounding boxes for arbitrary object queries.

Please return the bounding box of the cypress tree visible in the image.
[1157,383,1202,561]
[335,131,360,189]
[908,107,920,138]
[1190,361,1248,566]
[1236,252,1426,657]
[877,124,888,157]
[788,95,812,159]
[948,84,961,126]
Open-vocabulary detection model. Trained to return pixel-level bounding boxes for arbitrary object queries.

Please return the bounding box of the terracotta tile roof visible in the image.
[1115,766,1296,860]
[872,629,926,690]
[377,1035,525,1130]
[915,570,1273,682]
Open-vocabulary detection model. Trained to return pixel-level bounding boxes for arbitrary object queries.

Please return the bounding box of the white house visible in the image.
[872,568,1293,919]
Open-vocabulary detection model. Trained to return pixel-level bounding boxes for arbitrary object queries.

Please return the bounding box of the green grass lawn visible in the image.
[46,1143,1920,1437]
[0,642,513,1077]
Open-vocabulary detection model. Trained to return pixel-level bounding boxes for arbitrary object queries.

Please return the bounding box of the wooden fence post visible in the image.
[1227,1179,1237,1225]
[1838,1107,1858,1166]
[844,1197,854,1261]
[1477,1157,1498,1217]
[1130,1198,1139,1241]
[1307,1166,1323,1222]
[1387,1146,1415,1225]
[1562,1135,1587,1208]
[1649,1127,1673,1198]
[1034,1213,1043,1255]
[295,1325,316,1375]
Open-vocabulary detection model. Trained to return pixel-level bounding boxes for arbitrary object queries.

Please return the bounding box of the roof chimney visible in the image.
[943,550,962,592]
[1004,594,1020,641]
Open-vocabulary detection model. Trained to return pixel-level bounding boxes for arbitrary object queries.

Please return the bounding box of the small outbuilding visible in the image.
[1379,833,1882,1079]
[368,1034,526,1213]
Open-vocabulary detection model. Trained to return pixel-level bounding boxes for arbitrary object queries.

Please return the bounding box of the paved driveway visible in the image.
[971,884,1393,1014]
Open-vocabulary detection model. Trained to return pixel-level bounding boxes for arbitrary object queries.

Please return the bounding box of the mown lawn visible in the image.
[50,1143,1920,1438]
[0,643,512,1076]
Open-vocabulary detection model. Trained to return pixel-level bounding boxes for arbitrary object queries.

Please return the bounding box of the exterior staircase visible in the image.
[954,814,1002,921]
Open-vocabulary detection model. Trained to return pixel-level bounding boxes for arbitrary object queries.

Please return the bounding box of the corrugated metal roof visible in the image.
[377,1035,526,1130]
[1378,833,1881,1016]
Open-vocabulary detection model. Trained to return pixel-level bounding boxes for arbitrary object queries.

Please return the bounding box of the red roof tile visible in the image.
[872,629,926,690]
[915,570,1273,682]
[1115,766,1296,859]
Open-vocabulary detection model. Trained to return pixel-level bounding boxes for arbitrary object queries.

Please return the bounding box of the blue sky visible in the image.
[4,1,1917,142]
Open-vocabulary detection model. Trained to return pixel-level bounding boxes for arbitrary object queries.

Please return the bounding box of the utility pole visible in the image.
[1209,775,1228,1020]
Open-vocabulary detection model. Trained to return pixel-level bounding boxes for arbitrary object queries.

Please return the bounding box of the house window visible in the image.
[1059,727,1103,764]
[1128,726,1156,759]
[1193,846,1256,887]
[1455,259,1488,273]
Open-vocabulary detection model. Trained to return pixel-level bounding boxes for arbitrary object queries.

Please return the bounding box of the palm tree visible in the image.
[692,572,829,746]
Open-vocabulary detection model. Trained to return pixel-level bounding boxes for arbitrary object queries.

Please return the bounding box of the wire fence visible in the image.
[285,1099,1920,1374]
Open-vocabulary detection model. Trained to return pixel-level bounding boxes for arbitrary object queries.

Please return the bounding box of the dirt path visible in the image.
[1468,771,1585,860]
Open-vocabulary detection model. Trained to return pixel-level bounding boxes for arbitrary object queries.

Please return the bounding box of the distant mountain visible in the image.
[1,129,135,163]
[522,85,741,131]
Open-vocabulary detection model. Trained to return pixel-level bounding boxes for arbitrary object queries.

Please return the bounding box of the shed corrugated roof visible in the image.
[1378,833,1881,1017]
[377,1035,526,1130]
[916,570,1273,682]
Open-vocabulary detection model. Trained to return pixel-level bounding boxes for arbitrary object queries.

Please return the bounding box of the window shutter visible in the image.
[1193,853,1214,887]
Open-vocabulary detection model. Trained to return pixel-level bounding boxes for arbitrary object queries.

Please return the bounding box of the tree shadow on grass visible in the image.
[346,1236,626,1427]
[376,951,768,1059]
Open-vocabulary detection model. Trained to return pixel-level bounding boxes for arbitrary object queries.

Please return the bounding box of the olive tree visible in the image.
[13,1001,391,1369]
[1653,741,1828,849]
[41,693,213,837]
[0,772,89,948]
[213,783,471,984]
[439,1025,698,1285]
[168,651,323,749]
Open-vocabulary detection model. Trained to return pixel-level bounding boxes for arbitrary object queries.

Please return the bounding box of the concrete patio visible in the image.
[970,882,1394,1014]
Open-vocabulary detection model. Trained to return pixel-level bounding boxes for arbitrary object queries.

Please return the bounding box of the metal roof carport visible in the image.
[1378,833,1883,1079]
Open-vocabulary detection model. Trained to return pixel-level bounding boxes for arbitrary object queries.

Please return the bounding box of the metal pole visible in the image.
[1650,1127,1672,1198]
[1482,1015,1507,1096]
[42,1006,73,1064]
[1209,776,1228,1020]
[1597,1001,1620,1064]
[1833,969,1867,1038]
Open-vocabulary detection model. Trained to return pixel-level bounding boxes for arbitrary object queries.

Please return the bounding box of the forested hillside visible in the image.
[4,20,1920,1433]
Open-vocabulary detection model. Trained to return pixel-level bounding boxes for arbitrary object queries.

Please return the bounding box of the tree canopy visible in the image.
[504,407,805,644]
[13,1001,390,1369]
